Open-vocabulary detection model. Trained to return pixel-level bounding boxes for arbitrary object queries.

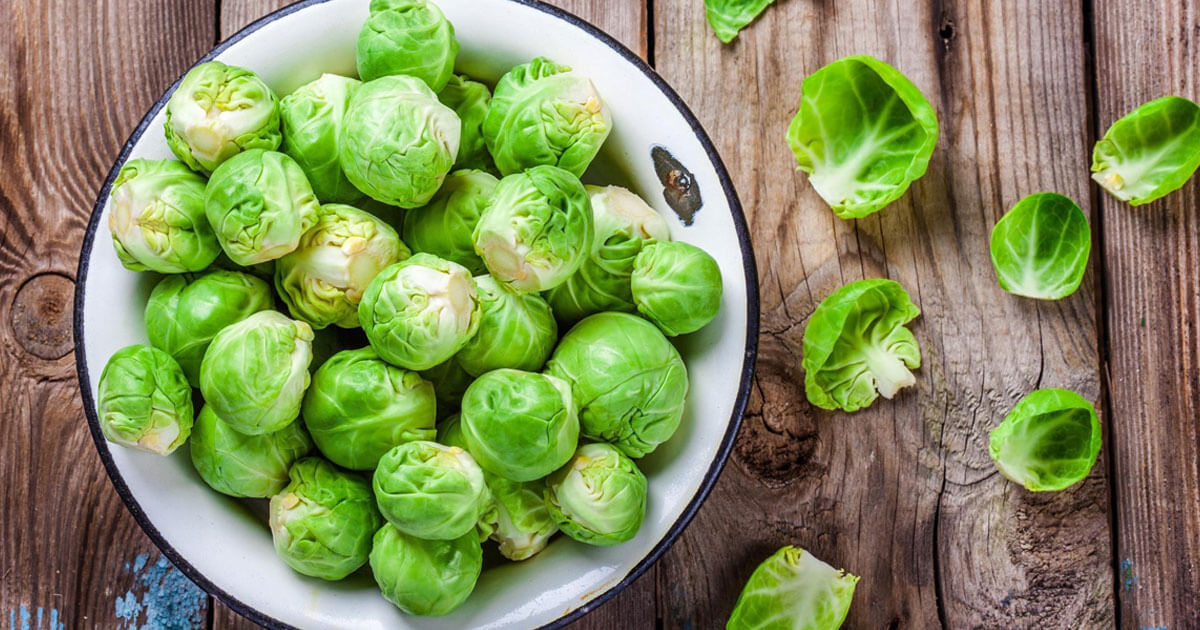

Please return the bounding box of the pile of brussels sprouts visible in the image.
[96,0,726,617]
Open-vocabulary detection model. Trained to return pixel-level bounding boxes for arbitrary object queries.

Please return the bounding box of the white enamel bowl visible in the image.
[74,1,758,628]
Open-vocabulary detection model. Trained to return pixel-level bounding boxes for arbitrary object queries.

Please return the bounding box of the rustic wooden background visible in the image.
[1,0,1197,627]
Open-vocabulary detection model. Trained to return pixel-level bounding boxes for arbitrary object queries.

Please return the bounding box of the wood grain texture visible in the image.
[653,0,1112,627]
[0,0,216,628]
[1092,2,1200,628]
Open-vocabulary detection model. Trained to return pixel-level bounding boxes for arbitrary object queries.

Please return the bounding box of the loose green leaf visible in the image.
[989,192,1090,300]
[727,546,858,630]
[802,279,921,412]
[989,388,1101,492]
[1092,96,1200,205]
[787,56,939,219]
[704,0,776,44]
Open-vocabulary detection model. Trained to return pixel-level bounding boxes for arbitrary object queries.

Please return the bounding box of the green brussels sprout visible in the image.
[545,442,647,546]
[420,357,474,414]
[144,270,274,386]
[190,404,313,498]
[356,0,459,91]
[199,310,314,435]
[269,457,382,581]
[107,159,220,273]
[988,388,1101,492]
[546,312,688,458]
[339,75,461,209]
[726,546,859,630]
[164,61,282,173]
[455,275,557,377]
[96,345,193,455]
[704,0,777,44]
[275,203,410,329]
[372,440,492,540]
[787,55,938,219]
[279,73,364,204]
[989,193,1091,300]
[402,170,497,275]
[472,165,594,292]
[369,524,482,617]
[459,369,579,481]
[438,75,494,172]
[547,185,672,323]
[485,474,557,561]
[631,241,724,336]
[801,279,921,412]
[204,149,321,265]
[1092,96,1200,206]
[302,347,436,470]
[359,254,481,370]
[483,57,611,177]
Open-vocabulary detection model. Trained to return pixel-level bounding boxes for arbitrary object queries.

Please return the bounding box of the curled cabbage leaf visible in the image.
[802,279,921,412]
[1092,95,1200,205]
[727,546,859,630]
[989,193,1090,300]
[787,55,938,219]
[989,388,1101,492]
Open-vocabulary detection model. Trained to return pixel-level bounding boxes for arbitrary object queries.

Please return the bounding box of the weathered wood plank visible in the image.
[653,0,1112,626]
[210,1,652,626]
[0,0,216,628]
[1092,1,1200,627]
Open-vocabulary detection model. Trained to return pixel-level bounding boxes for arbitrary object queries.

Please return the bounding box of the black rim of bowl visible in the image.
[73,0,761,628]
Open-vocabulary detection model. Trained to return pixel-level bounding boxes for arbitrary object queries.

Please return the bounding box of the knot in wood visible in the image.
[10,272,75,360]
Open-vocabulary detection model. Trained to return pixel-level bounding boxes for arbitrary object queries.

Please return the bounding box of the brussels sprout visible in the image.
[439,75,494,172]
[275,203,410,329]
[269,457,382,581]
[546,185,671,323]
[726,546,859,630]
[460,369,579,481]
[704,0,777,43]
[787,56,939,219]
[204,149,321,265]
[545,442,647,546]
[546,312,688,458]
[356,0,459,91]
[420,358,474,413]
[988,388,1101,492]
[485,475,557,561]
[483,57,611,177]
[164,61,282,173]
[96,345,193,455]
[369,524,482,617]
[279,74,364,204]
[989,193,1091,300]
[359,254,481,370]
[1092,96,1200,205]
[631,241,724,336]
[302,347,436,470]
[402,169,497,275]
[473,165,594,292]
[455,276,557,377]
[190,404,313,498]
[802,279,921,412]
[339,75,461,208]
[372,440,492,540]
[107,159,220,273]
[199,310,314,435]
[145,270,274,386]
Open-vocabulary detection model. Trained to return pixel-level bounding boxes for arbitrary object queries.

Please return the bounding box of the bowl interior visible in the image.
[77,1,755,628]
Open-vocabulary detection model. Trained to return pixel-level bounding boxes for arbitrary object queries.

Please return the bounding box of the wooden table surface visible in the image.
[2,0,1198,628]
